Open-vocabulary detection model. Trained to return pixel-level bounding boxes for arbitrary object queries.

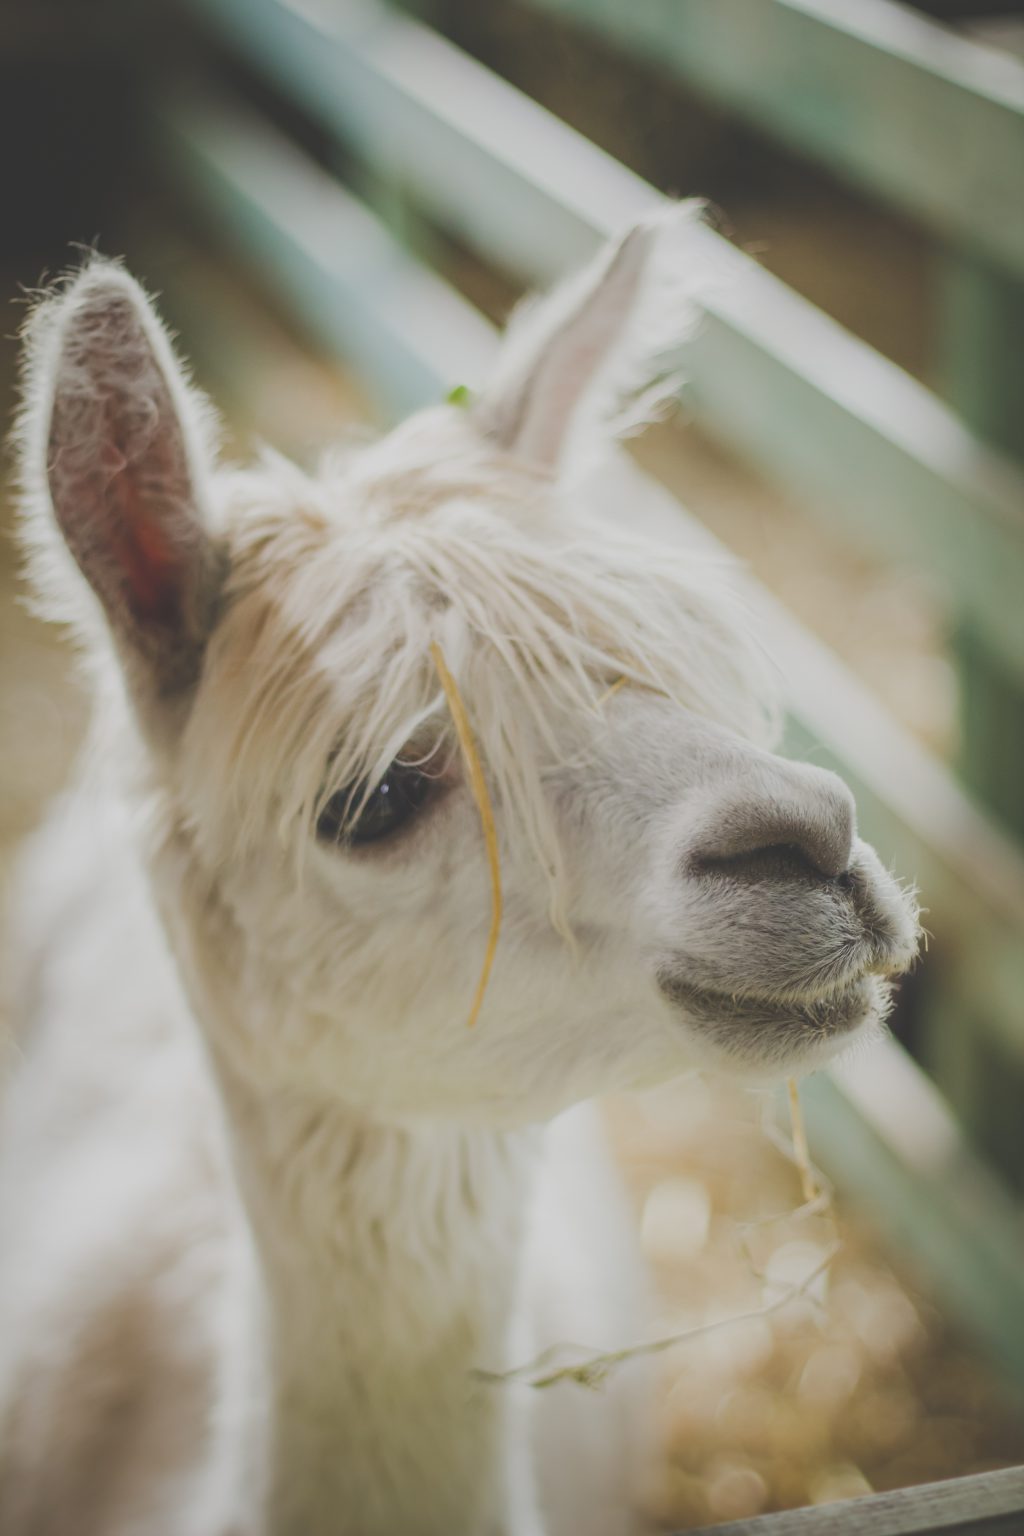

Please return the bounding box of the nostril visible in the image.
[687,767,856,885]
[695,840,835,886]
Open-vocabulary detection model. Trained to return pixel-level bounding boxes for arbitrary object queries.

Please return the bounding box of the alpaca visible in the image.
[0,208,919,1536]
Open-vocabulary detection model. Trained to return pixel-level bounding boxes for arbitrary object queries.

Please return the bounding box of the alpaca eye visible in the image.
[316,766,434,847]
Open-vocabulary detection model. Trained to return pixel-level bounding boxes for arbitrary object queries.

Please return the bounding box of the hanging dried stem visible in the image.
[476,1240,841,1392]
[787,1077,819,1205]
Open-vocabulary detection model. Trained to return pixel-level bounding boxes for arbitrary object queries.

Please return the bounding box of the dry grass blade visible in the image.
[430,641,503,1028]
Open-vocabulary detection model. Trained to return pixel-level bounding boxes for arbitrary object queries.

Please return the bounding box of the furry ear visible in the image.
[475,202,705,473]
[20,259,222,699]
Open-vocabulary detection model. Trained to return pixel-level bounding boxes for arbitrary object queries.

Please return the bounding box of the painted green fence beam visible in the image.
[179,0,1024,683]
[804,1037,1024,1395]
[158,94,1024,1390]
[939,250,1024,459]
[515,0,1024,282]
[161,102,494,422]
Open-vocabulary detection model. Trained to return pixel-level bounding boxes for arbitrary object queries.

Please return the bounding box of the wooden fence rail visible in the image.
[511,0,1024,448]
[505,0,1024,843]
[180,0,1024,689]
[687,1462,1024,1534]
[515,0,1024,281]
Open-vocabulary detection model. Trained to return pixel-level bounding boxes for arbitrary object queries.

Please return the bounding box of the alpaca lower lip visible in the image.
[658,971,880,1056]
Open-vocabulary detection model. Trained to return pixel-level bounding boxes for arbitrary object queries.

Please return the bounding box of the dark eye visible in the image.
[315,765,434,847]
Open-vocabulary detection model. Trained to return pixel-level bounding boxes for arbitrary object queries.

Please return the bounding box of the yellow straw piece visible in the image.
[598,675,628,707]
[787,1077,818,1205]
[430,642,503,1029]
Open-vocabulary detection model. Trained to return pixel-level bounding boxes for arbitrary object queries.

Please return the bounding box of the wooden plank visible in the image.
[516,0,1024,281]
[178,0,1024,683]
[159,94,1024,1389]
[684,1462,1024,1533]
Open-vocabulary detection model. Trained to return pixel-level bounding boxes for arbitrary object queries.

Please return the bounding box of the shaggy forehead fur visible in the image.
[183,407,778,913]
[14,238,777,939]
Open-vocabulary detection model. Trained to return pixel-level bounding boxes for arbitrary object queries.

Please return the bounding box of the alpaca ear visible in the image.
[25,261,222,699]
[475,202,704,472]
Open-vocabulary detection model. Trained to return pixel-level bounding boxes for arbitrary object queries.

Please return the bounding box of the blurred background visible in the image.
[2,0,1024,1526]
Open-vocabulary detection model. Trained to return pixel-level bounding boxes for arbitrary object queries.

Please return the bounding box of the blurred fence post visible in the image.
[937,250,1024,854]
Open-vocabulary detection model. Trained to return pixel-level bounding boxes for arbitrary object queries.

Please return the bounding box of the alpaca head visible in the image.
[19,210,919,1127]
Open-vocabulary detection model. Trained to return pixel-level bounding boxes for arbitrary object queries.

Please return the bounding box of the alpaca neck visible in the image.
[216,1067,544,1536]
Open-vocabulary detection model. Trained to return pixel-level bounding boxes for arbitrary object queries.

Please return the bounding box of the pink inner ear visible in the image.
[101,433,186,631]
[479,223,654,470]
[41,270,218,694]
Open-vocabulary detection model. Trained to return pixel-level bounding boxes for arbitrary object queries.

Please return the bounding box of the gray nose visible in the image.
[688,759,856,882]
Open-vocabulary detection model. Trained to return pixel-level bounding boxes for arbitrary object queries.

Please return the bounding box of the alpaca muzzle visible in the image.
[656,752,921,1070]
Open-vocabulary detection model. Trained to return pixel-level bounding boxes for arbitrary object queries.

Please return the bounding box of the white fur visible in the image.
[0,211,919,1535]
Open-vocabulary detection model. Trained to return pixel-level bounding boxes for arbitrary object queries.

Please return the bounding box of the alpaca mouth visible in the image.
[657,970,887,1070]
